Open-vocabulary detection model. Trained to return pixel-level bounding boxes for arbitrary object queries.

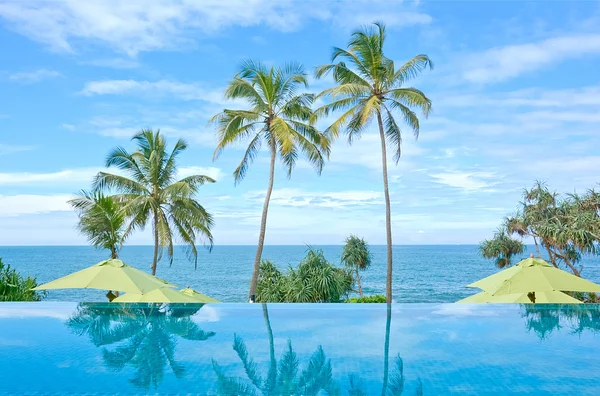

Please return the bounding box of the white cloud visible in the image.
[0,194,73,216]
[80,79,227,103]
[429,171,498,192]
[0,143,34,156]
[8,69,61,83]
[0,168,100,185]
[81,58,139,69]
[61,123,75,131]
[0,1,431,56]
[245,187,383,208]
[177,166,224,181]
[460,34,600,84]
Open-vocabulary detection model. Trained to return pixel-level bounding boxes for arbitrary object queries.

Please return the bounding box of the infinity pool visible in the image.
[0,303,599,395]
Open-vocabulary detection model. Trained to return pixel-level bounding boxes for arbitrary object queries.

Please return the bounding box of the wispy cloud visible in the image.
[459,34,600,84]
[0,0,431,56]
[0,194,73,216]
[245,188,384,208]
[80,79,227,103]
[81,58,139,69]
[177,166,224,182]
[429,171,499,192]
[0,143,34,156]
[0,168,101,185]
[8,69,61,83]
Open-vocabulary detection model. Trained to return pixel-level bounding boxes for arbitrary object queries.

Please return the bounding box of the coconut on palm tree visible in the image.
[93,129,215,276]
[314,22,433,303]
[211,60,329,302]
[69,190,127,259]
[341,234,372,296]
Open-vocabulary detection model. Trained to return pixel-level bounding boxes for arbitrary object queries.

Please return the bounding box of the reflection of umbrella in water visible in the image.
[33,259,177,294]
[458,290,582,304]
[112,287,218,303]
[461,256,600,303]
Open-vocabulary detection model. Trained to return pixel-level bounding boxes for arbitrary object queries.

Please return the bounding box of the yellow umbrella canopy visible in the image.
[180,287,220,303]
[112,287,210,303]
[457,290,583,304]
[468,257,600,296]
[33,259,177,294]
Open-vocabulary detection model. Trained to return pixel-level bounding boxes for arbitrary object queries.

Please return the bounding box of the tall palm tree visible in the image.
[314,22,433,303]
[479,227,525,269]
[93,129,215,275]
[69,190,126,259]
[211,60,329,302]
[341,235,372,296]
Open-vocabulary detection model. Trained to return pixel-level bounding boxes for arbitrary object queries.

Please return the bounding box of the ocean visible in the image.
[2,245,600,303]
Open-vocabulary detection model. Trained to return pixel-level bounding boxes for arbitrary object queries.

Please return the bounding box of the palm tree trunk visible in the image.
[381,302,392,396]
[357,268,363,297]
[263,303,277,392]
[533,237,541,258]
[377,111,393,304]
[151,212,159,276]
[248,140,277,302]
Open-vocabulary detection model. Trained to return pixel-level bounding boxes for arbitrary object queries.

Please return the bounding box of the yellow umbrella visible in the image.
[112,287,210,303]
[468,257,600,296]
[457,290,583,304]
[180,287,220,303]
[33,259,177,294]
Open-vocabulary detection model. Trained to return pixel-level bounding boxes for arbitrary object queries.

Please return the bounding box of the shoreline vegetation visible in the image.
[2,22,600,304]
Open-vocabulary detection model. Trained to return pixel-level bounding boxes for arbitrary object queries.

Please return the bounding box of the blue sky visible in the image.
[1,0,600,245]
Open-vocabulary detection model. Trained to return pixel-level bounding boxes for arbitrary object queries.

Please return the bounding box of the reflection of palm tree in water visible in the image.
[521,305,600,340]
[348,303,422,396]
[213,304,422,395]
[67,303,215,390]
[212,303,337,395]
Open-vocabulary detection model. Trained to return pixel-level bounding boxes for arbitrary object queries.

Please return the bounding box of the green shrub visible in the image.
[0,257,45,301]
[345,295,387,303]
[257,248,353,303]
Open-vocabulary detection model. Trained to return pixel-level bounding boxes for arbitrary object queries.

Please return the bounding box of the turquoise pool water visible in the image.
[0,303,599,395]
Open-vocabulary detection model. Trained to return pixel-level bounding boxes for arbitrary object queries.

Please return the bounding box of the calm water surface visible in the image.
[2,245,600,302]
[0,303,599,395]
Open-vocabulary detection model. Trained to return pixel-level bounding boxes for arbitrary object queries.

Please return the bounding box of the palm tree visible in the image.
[67,303,215,390]
[93,129,215,275]
[69,190,126,259]
[314,22,433,303]
[479,228,525,269]
[341,235,372,296]
[211,60,329,302]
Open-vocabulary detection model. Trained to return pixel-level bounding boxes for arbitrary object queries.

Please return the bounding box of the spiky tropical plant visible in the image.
[479,228,525,269]
[0,257,45,301]
[484,181,600,278]
[69,190,126,259]
[67,304,215,390]
[93,129,215,275]
[341,235,372,296]
[314,22,433,303]
[256,249,353,303]
[211,60,329,302]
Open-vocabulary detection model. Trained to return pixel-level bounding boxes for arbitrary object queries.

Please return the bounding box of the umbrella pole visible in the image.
[527,291,536,303]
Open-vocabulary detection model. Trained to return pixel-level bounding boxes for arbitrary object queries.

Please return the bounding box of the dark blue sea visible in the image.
[2,245,600,302]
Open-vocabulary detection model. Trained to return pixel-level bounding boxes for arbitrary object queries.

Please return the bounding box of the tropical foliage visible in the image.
[346,295,386,303]
[314,22,433,303]
[69,190,126,259]
[341,235,372,296]
[67,303,215,390]
[479,228,525,269]
[520,305,600,340]
[0,257,45,301]
[93,129,215,275]
[211,60,329,302]
[256,249,353,303]
[483,181,600,277]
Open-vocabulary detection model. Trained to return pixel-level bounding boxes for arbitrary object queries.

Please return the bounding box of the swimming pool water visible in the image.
[0,303,599,395]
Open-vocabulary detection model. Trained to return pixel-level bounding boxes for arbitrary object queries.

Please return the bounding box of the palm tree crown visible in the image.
[93,129,215,275]
[69,190,126,259]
